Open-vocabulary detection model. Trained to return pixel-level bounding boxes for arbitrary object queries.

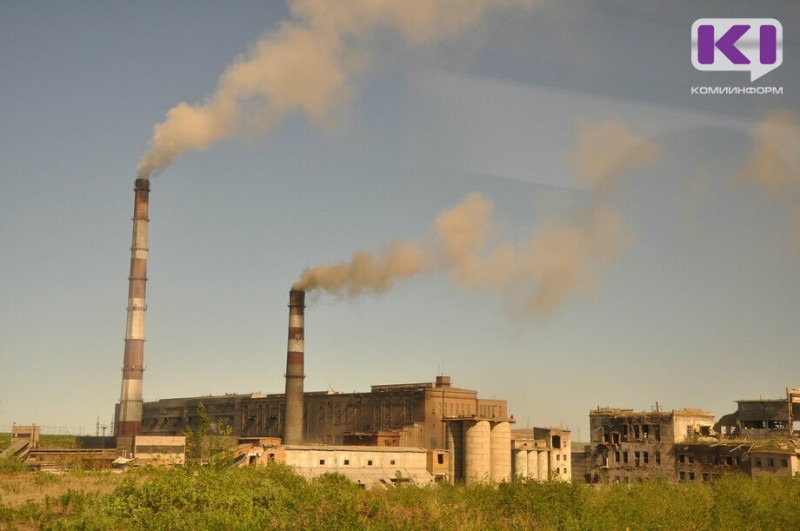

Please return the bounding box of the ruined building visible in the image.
[578,388,800,484]
[584,407,715,483]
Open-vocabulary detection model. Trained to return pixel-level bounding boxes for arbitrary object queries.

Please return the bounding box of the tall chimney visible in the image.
[118,177,150,440]
[283,289,305,445]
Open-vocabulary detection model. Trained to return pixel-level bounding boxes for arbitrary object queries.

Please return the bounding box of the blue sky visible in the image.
[1,1,798,438]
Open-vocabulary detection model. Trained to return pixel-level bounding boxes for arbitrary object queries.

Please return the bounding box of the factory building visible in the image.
[585,407,716,483]
[716,388,800,439]
[109,179,566,485]
[134,375,507,451]
[237,440,449,488]
[510,428,572,482]
[581,389,800,484]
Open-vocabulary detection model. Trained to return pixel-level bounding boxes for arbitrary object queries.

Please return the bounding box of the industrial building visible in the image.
[108,178,567,485]
[578,388,800,484]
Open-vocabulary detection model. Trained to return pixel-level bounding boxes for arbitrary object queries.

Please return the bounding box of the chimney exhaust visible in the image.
[117,177,150,442]
[283,289,305,445]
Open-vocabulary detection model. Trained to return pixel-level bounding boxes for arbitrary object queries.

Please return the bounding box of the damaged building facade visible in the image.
[577,388,800,484]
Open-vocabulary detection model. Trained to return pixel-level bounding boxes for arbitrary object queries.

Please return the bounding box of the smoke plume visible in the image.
[137,0,533,179]
[294,193,633,317]
[742,109,800,193]
[570,119,661,191]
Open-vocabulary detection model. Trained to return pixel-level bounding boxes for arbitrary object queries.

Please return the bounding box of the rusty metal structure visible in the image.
[117,177,150,444]
[283,289,306,445]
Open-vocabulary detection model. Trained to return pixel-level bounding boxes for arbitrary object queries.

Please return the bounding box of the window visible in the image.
[702,473,709,481]
[655,451,661,465]
[344,459,350,466]
[782,459,789,467]
[437,453,444,465]
[615,451,621,462]
[688,472,695,481]
[390,459,395,465]
[552,435,561,449]
[367,460,373,466]
[755,459,762,467]
[725,456,733,466]
[319,459,326,465]
[678,454,685,464]
[679,471,686,481]
[556,454,560,461]
[643,452,649,464]
[634,451,640,466]
[767,458,775,467]
[623,451,629,464]
[268,453,275,462]
[688,455,695,464]
[634,425,640,439]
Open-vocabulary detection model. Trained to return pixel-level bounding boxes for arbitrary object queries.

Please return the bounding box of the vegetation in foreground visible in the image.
[1,463,799,530]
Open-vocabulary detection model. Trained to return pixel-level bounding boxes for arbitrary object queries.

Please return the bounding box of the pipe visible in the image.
[118,177,150,438]
[283,289,305,445]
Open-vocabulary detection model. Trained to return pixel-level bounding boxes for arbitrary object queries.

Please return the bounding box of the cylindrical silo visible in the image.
[527,450,539,481]
[513,449,528,478]
[538,450,549,481]
[490,421,511,483]
[463,420,491,484]
[446,421,463,484]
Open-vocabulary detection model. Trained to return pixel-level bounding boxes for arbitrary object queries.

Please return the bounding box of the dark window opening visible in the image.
[367,460,373,466]
[390,459,396,465]
[437,453,444,465]
[344,459,350,465]
[552,435,561,449]
[319,459,326,465]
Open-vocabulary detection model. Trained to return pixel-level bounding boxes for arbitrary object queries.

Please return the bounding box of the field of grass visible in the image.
[2,463,799,529]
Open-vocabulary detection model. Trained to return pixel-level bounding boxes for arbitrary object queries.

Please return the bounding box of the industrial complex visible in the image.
[3,178,798,488]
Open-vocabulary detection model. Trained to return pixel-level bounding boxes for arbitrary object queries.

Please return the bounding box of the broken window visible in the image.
[725,456,733,466]
[679,471,686,481]
[643,452,649,464]
[612,433,620,445]
[633,425,640,439]
[755,459,762,467]
[678,454,685,464]
[653,425,661,441]
[615,450,621,462]
[623,451,629,464]
[699,425,711,436]
[688,472,695,481]
[687,455,695,464]
[634,451,640,467]
[642,425,649,439]
[655,451,661,465]
[702,473,709,481]
[552,435,561,449]
[437,453,444,465]
[782,459,789,467]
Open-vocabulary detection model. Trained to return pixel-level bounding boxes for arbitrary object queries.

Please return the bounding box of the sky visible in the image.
[1,1,799,440]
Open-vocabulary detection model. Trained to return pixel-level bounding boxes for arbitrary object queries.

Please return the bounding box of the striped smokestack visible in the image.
[283,289,305,445]
[117,177,150,440]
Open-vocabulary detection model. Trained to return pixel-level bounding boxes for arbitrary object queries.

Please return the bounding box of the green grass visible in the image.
[1,464,798,530]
